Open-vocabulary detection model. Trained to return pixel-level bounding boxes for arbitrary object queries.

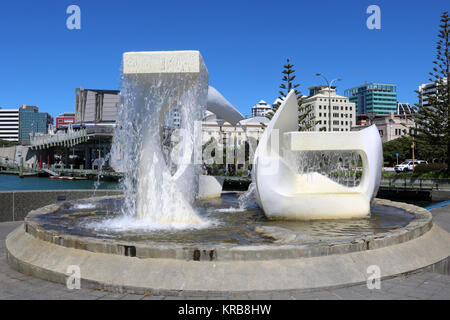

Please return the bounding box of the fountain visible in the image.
[5,50,450,295]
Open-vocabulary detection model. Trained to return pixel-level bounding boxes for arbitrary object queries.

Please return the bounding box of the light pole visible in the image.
[316,73,341,131]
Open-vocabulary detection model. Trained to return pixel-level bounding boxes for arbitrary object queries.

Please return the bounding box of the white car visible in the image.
[394,159,428,172]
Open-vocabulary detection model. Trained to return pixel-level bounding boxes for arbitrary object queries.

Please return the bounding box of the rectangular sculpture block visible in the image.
[122,51,207,75]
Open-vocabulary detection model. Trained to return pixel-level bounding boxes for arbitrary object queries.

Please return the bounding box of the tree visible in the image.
[383,136,446,165]
[0,139,20,147]
[414,11,450,167]
[266,59,315,131]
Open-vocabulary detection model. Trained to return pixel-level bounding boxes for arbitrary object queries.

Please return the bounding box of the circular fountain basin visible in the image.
[7,194,450,295]
[20,194,432,260]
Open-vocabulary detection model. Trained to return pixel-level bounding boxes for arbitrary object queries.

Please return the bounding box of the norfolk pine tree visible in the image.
[266,59,315,131]
[414,11,450,166]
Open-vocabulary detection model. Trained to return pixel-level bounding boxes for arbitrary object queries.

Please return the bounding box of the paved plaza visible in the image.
[1,205,449,300]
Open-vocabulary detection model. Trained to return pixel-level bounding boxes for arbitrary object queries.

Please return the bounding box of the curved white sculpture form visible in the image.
[207,86,244,126]
[253,90,382,220]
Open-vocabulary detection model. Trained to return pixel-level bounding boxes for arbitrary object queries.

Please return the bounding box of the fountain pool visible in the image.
[29,194,415,245]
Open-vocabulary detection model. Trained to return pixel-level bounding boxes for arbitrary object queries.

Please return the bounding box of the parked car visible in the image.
[394,159,428,173]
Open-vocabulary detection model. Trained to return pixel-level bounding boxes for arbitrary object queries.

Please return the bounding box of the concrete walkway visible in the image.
[1,206,450,300]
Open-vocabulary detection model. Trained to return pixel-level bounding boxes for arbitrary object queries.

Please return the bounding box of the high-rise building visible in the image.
[55,113,76,129]
[251,100,272,117]
[302,86,356,132]
[344,82,397,115]
[18,105,53,144]
[418,78,447,109]
[0,108,19,141]
[75,88,120,124]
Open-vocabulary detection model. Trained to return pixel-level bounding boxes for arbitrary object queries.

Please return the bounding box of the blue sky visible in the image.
[0,0,448,119]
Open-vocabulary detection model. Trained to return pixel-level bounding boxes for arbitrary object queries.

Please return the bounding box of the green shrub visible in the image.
[414,163,446,174]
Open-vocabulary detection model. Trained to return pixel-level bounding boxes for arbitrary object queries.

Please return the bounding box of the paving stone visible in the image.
[0,219,449,300]
[246,293,273,300]
[184,296,209,300]
[98,293,128,300]
[141,295,164,300]
[329,288,367,300]
[119,294,145,300]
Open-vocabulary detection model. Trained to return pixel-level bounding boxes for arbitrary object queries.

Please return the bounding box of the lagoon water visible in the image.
[0,174,120,191]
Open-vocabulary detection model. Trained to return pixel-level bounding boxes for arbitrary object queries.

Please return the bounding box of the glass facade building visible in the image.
[19,106,53,143]
[344,83,397,115]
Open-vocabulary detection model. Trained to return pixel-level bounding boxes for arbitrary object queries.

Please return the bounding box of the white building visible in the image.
[418,78,447,109]
[251,100,272,117]
[302,86,356,132]
[0,108,19,141]
[202,114,268,146]
[167,108,181,128]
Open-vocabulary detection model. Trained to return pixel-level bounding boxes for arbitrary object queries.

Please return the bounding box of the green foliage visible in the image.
[267,58,315,131]
[413,163,447,174]
[0,139,20,147]
[413,11,450,167]
[383,135,447,164]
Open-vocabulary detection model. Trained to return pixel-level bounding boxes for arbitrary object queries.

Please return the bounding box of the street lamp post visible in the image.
[316,73,341,131]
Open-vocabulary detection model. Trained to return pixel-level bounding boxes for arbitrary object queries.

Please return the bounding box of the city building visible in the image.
[55,113,76,129]
[18,105,53,144]
[0,108,19,141]
[352,112,415,143]
[344,82,397,115]
[397,102,415,116]
[167,108,181,129]
[418,78,447,109]
[75,88,120,125]
[302,86,356,132]
[202,113,268,161]
[251,100,272,117]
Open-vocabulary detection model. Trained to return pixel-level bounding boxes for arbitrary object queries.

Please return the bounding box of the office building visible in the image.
[75,88,120,124]
[418,78,447,109]
[302,86,356,132]
[55,113,76,129]
[344,82,397,115]
[0,108,19,141]
[251,100,272,117]
[18,105,53,144]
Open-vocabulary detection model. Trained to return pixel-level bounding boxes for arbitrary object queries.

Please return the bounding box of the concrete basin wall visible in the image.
[0,190,123,222]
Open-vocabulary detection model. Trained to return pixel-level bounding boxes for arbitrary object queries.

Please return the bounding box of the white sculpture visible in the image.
[253,90,382,220]
[120,51,244,221]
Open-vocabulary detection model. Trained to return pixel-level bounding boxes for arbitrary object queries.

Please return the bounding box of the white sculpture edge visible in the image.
[253,90,382,220]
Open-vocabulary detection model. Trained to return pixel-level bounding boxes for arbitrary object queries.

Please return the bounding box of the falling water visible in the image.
[284,150,362,187]
[110,65,209,227]
[237,122,257,210]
